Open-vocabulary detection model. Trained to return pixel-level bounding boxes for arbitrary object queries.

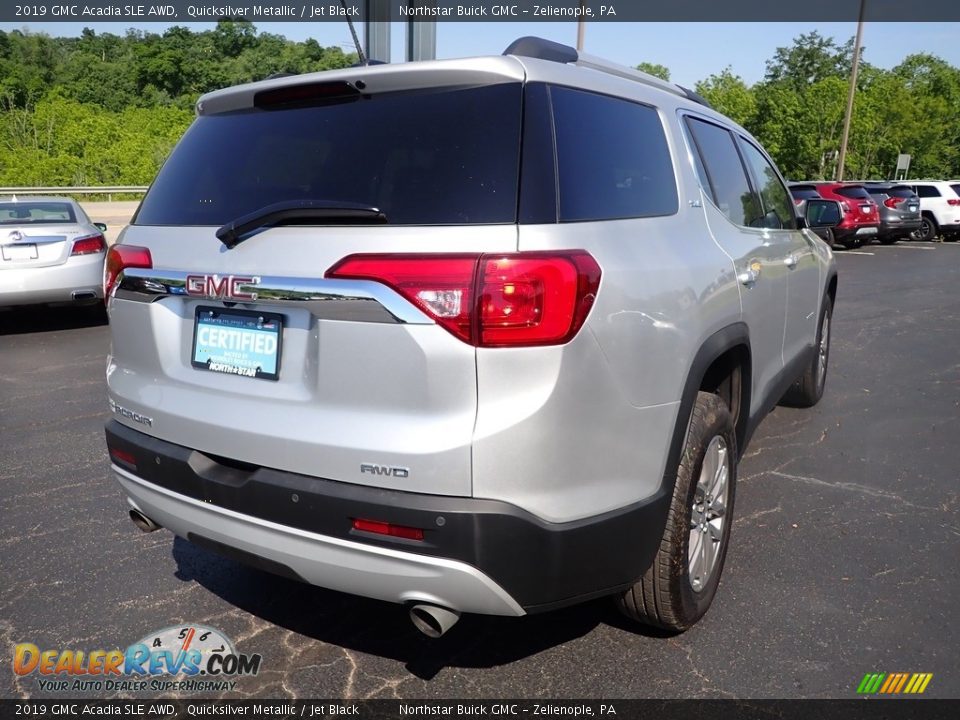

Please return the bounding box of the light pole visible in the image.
[577,1,586,51]
[836,0,866,181]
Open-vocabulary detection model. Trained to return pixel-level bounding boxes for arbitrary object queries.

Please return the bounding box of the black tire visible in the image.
[910,216,937,242]
[781,296,833,408]
[616,391,737,632]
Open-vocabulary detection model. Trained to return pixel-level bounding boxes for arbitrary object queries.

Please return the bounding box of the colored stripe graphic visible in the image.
[857,672,932,694]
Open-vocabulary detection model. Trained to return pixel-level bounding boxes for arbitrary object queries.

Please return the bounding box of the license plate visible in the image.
[192,307,283,381]
[856,227,878,235]
[1,244,38,261]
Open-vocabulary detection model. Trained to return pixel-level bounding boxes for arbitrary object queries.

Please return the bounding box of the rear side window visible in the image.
[550,86,677,222]
[685,117,762,227]
[790,186,821,199]
[835,186,871,200]
[915,185,941,198]
[136,83,522,226]
[738,138,795,229]
[950,184,960,197]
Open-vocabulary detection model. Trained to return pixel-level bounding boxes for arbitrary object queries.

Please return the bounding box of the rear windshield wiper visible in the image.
[216,199,387,248]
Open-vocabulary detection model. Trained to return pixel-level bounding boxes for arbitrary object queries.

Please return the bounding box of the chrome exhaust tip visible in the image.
[409,603,460,638]
[129,509,161,533]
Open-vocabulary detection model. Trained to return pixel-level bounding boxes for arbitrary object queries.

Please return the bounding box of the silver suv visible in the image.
[104,37,837,636]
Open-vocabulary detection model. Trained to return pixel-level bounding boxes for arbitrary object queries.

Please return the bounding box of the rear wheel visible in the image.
[910,216,937,241]
[781,296,832,408]
[616,391,737,632]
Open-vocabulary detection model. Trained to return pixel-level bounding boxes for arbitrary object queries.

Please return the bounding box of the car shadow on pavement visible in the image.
[171,536,671,680]
[0,305,107,335]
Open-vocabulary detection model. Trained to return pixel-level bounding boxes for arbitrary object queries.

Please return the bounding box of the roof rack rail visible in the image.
[502,36,713,109]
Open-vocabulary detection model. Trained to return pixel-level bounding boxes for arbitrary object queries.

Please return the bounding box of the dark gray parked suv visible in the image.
[863,182,921,244]
[104,37,838,636]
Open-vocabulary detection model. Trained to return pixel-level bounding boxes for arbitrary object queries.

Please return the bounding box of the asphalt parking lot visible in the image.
[2,240,958,700]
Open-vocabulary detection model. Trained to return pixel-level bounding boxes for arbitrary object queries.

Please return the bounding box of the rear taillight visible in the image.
[326,251,601,348]
[104,245,153,302]
[71,234,106,255]
[793,198,804,205]
[883,197,901,209]
[947,198,960,207]
[840,201,851,213]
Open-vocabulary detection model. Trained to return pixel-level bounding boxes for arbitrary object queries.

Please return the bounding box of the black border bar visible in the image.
[2,699,959,719]
[4,1,960,24]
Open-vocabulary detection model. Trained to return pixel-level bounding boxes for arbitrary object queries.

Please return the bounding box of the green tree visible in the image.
[635,62,670,81]
[695,68,756,128]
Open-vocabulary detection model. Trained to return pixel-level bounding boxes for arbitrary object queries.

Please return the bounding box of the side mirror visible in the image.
[94,222,108,232]
[805,199,842,228]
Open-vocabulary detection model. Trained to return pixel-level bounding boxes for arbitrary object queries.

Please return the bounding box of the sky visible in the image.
[2,20,958,88]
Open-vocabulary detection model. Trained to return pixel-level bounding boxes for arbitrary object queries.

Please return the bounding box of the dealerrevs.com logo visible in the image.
[14,625,262,693]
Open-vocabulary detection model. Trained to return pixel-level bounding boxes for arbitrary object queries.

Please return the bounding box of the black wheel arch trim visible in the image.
[664,323,752,487]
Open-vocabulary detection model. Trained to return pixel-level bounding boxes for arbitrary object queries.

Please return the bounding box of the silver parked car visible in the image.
[104,37,837,636]
[0,196,107,307]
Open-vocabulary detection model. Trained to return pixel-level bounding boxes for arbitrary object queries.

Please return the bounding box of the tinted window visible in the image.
[551,86,677,222]
[136,84,522,226]
[685,117,762,227]
[739,140,795,229]
[889,186,918,199]
[790,186,821,199]
[914,185,941,198]
[0,202,76,225]
[835,186,871,200]
[950,184,960,197]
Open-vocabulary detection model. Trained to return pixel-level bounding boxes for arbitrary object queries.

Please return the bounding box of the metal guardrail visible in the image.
[0,186,149,200]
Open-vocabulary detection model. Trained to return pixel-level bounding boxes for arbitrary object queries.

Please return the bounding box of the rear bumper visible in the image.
[834,224,879,241]
[0,255,104,306]
[106,420,670,614]
[878,217,921,237]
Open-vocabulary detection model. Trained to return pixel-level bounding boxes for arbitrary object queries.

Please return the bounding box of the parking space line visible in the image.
[885,245,935,250]
[841,251,875,256]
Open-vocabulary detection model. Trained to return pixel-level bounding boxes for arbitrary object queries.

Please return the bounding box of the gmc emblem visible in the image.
[185,274,259,301]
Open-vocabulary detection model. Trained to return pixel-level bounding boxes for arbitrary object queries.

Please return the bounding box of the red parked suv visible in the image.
[810,183,880,248]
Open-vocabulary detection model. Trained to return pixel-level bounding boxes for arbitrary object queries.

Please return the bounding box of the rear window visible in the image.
[888,186,918,199]
[0,202,76,225]
[551,86,678,222]
[790,186,821,199]
[135,83,522,226]
[951,184,960,197]
[835,186,871,200]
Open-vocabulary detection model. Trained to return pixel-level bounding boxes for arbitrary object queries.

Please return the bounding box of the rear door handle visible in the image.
[738,269,759,286]
[784,255,798,269]
[738,259,762,287]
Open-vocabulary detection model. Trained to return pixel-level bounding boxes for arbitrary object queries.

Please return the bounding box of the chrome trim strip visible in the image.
[115,268,432,324]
